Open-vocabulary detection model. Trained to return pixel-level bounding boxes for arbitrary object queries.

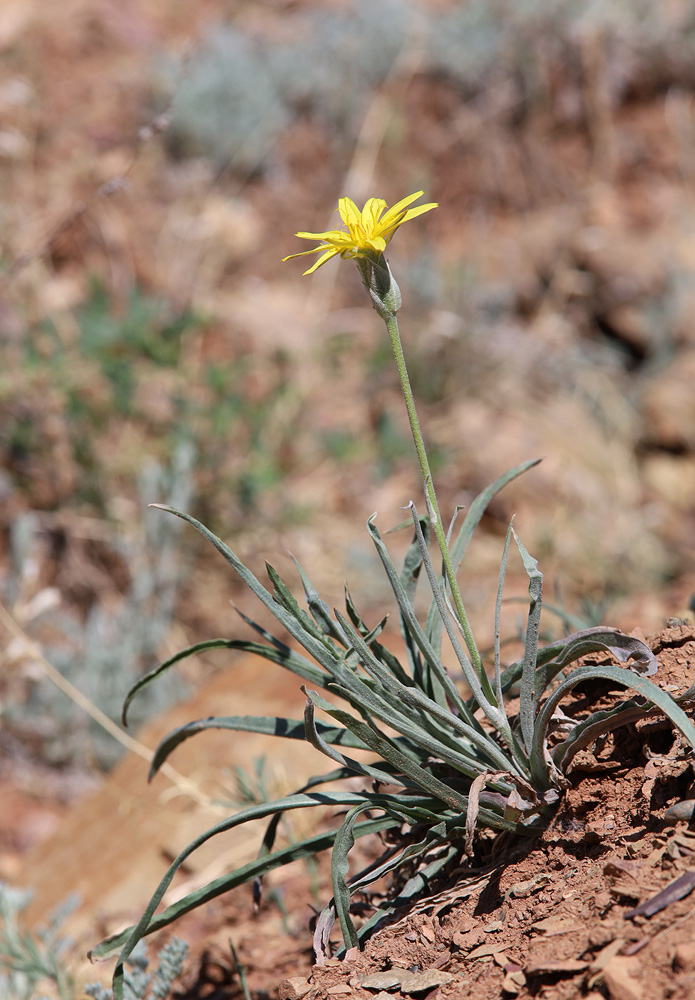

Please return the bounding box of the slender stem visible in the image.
[384,313,495,702]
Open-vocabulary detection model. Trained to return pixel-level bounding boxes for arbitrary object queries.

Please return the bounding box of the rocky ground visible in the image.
[2,3,695,998]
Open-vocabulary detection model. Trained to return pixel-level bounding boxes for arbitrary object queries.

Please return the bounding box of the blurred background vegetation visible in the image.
[1,0,695,802]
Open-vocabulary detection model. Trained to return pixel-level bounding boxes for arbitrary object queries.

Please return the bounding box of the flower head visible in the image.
[283,191,437,275]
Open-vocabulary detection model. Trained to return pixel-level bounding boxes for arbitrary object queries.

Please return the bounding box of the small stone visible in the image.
[327,986,353,996]
[601,956,642,1000]
[359,971,401,990]
[419,920,436,943]
[279,977,312,1000]
[664,800,695,824]
[532,915,583,935]
[673,943,695,971]
[525,958,588,975]
[466,942,508,961]
[501,966,526,995]
[359,968,456,994]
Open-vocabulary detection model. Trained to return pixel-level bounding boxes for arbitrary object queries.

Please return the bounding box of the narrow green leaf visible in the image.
[290,553,351,646]
[95,813,396,984]
[325,677,515,800]
[257,772,447,874]
[449,459,541,574]
[149,713,370,780]
[552,698,655,771]
[347,818,450,898]
[306,651,479,776]
[123,639,327,728]
[333,611,523,780]
[305,687,523,833]
[327,804,454,953]
[499,627,659,697]
[366,515,446,691]
[265,562,336,651]
[304,686,471,812]
[426,459,541,651]
[493,523,514,713]
[399,513,429,684]
[407,505,507,733]
[400,512,429,601]
[331,804,371,950]
[513,528,543,756]
[149,506,345,680]
[366,515,482,730]
[94,788,401,994]
[555,681,695,769]
[344,585,413,687]
[122,639,236,726]
[302,694,410,787]
[344,843,461,951]
[531,662,695,789]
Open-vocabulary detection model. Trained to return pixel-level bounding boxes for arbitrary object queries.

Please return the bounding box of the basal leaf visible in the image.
[149,713,370,780]
[499,627,659,698]
[531,662,695,789]
[97,813,396,997]
[513,528,543,757]
[425,459,541,652]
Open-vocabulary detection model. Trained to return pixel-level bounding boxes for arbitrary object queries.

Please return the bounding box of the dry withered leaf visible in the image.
[626,870,695,918]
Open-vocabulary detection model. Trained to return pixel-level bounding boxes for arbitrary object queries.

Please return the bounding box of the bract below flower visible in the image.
[283,191,437,275]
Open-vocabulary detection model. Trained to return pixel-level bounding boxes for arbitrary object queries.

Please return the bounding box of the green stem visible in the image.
[384,313,496,706]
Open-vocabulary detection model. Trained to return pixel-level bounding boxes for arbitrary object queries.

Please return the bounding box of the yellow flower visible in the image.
[283,191,437,275]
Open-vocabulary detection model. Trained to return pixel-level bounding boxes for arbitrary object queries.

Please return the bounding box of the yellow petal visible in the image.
[295,229,349,242]
[401,202,438,223]
[282,246,328,261]
[285,191,436,272]
[361,197,387,233]
[302,247,342,274]
[338,197,362,230]
[378,190,425,228]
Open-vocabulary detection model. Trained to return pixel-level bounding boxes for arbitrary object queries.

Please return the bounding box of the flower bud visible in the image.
[357,255,402,320]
